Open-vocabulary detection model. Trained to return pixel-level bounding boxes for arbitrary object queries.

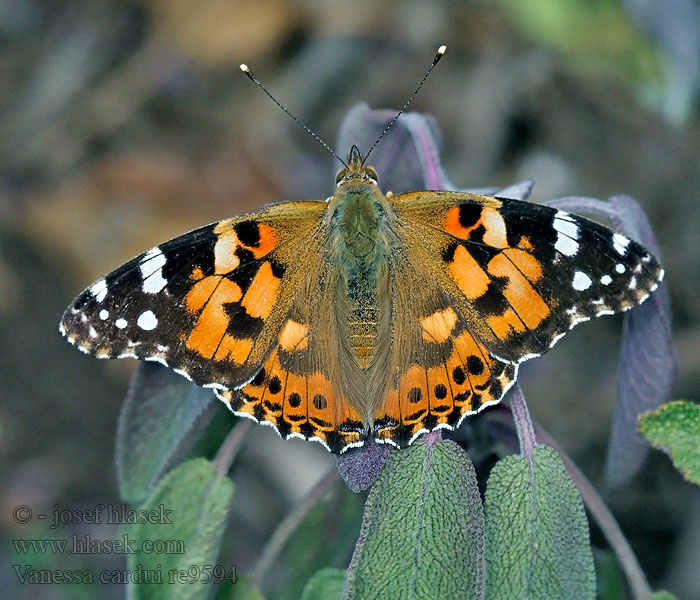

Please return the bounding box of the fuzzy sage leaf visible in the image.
[343,438,484,599]
[116,362,215,504]
[639,400,700,485]
[127,458,234,600]
[484,445,595,600]
[301,568,346,600]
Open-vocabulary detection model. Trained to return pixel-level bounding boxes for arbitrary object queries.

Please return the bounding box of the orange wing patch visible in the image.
[219,345,365,452]
[374,327,516,446]
[449,245,490,300]
[420,307,457,343]
[444,202,508,248]
[240,261,282,319]
[488,253,550,332]
[182,219,285,364]
[279,319,309,351]
[443,202,551,342]
[213,220,278,260]
[184,276,254,363]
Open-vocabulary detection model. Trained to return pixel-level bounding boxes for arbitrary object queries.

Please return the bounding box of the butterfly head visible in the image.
[335,145,379,189]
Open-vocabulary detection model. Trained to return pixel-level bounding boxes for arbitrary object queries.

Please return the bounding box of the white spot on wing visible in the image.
[137,310,158,330]
[600,274,612,285]
[553,211,579,257]
[613,233,630,255]
[572,270,592,291]
[99,309,109,320]
[140,247,168,294]
[90,279,108,303]
[615,263,626,274]
[555,235,579,257]
[115,318,128,329]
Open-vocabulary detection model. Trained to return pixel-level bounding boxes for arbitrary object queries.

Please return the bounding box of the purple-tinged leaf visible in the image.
[490,178,535,201]
[336,103,450,193]
[337,104,536,199]
[336,436,393,493]
[607,290,676,487]
[545,195,676,488]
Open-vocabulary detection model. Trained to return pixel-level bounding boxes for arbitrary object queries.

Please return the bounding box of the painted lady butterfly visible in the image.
[60,52,664,454]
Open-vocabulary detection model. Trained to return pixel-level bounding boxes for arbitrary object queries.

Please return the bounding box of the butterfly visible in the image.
[60,137,664,453]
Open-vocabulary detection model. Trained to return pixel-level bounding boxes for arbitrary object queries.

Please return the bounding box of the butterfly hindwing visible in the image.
[60,201,329,390]
[217,260,368,452]
[370,228,517,446]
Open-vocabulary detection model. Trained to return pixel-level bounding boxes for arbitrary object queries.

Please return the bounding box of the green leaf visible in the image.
[484,445,595,600]
[280,489,363,600]
[214,575,266,600]
[343,438,485,599]
[498,0,663,90]
[301,568,345,600]
[594,551,625,600]
[127,458,234,600]
[649,593,679,600]
[639,400,700,485]
[117,363,216,504]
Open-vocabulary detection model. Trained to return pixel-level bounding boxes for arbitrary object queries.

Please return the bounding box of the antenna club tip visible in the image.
[239,64,249,72]
[438,45,447,55]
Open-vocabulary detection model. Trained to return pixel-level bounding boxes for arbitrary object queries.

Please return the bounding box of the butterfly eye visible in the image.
[364,167,378,184]
[335,169,346,185]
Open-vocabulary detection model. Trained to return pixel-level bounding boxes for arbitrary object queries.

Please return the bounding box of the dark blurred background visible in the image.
[1,1,699,598]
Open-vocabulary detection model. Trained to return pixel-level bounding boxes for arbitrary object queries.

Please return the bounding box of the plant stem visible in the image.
[250,466,338,589]
[509,384,537,457]
[213,419,253,476]
[534,423,652,600]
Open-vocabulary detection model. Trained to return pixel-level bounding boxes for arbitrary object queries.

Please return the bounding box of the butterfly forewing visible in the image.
[61,201,328,390]
[390,191,663,363]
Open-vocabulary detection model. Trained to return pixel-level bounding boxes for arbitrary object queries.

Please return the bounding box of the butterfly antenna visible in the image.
[363,44,446,165]
[239,64,348,168]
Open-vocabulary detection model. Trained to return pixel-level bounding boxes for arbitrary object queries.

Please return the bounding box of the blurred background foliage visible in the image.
[1,0,699,598]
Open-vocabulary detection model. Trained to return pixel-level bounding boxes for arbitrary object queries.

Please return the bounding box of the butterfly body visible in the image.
[61,146,663,453]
